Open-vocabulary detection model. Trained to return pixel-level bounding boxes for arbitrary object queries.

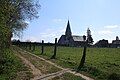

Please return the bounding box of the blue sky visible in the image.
[13,0,120,43]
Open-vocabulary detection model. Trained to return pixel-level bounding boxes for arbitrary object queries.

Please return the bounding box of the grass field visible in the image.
[0,48,33,80]
[24,46,120,80]
[15,46,61,74]
[50,72,85,80]
[16,46,87,80]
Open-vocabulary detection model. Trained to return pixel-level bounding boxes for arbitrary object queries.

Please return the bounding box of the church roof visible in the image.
[72,35,85,42]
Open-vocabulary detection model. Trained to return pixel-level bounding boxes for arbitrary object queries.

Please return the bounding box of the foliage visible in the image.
[0,0,40,67]
[0,1,40,78]
[0,48,32,80]
[0,0,40,34]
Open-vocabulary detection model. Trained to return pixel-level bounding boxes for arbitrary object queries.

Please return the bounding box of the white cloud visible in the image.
[25,37,39,42]
[98,30,113,35]
[12,36,39,42]
[94,25,120,43]
[39,27,65,43]
[104,25,119,29]
[97,25,120,35]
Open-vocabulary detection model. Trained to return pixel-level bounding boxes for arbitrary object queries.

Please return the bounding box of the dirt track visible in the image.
[13,46,94,80]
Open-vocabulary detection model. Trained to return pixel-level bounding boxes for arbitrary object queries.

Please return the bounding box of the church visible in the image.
[58,20,93,47]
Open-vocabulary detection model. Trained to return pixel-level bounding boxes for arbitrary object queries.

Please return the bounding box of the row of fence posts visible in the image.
[17,38,87,72]
[40,38,57,59]
[17,41,36,51]
[38,38,87,71]
[18,38,58,59]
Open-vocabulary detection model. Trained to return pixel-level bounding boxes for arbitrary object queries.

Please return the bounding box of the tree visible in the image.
[0,0,40,67]
[0,0,40,48]
[88,35,94,45]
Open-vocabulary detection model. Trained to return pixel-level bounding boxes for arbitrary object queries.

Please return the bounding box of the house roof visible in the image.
[72,35,85,41]
[112,40,120,44]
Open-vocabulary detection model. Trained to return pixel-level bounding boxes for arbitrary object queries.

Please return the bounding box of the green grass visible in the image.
[15,46,61,74]
[50,72,85,80]
[25,46,120,80]
[0,48,33,80]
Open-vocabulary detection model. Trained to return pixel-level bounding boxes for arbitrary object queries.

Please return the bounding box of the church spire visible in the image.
[65,20,72,37]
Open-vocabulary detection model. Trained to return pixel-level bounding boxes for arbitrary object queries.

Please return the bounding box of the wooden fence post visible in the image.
[77,41,88,72]
[41,40,44,54]
[29,42,32,50]
[25,42,27,49]
[51,38,57,59]
[32,43,35,51]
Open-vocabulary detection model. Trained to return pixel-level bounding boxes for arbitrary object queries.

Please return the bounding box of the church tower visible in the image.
[65,20,72,37]
[87,28,93,44]
[87,28,91,37]
[116,36,119,40]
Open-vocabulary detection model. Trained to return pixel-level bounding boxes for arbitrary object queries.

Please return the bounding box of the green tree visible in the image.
[0,0,40,69]
[0,0,40,48]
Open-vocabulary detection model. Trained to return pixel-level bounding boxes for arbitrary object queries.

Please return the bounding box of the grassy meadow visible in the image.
[0,48,33,80]
[50,72,85,80]
[24,45,120,80]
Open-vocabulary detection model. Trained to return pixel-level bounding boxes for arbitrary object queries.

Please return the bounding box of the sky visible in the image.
[13,0,120,43]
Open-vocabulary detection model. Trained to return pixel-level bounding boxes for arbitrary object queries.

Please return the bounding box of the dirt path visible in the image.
[32,69,69,80]
[23,50,94,80]
[13,46,94,80]
[13,50,42,78]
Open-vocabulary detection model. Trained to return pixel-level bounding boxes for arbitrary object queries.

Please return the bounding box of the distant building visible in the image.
[58,20,93,47]
[87,28,94,45]
[95,39,109,47]
[111,36,120,48]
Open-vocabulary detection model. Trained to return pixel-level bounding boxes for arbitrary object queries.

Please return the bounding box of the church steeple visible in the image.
[87,28,91,37]
[65,20,72,37]
[87,28,93,44]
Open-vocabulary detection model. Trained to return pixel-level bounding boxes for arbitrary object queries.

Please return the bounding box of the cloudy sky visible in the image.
[13,0,120,43]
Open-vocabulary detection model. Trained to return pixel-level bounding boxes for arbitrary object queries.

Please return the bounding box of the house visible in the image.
[58,20,93,47]
[95,39,109,47]
[110,36,120,48]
